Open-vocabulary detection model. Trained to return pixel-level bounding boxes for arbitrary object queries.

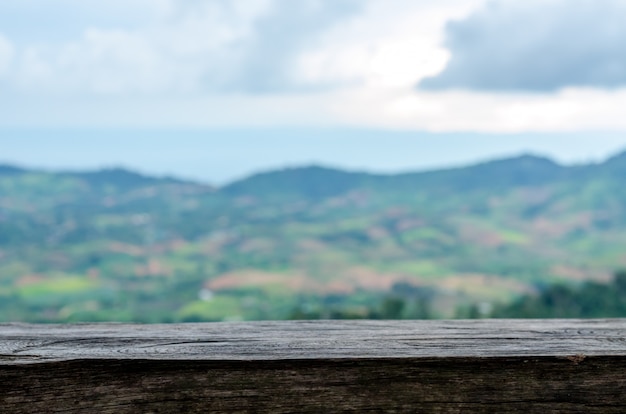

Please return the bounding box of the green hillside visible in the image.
[1,151,626,322]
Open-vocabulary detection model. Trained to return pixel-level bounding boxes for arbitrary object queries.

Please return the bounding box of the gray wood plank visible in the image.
[1,320,626,413]
[1,319,626,364]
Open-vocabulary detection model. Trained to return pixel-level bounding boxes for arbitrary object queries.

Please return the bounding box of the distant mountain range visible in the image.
[1,149,626,322]
[225,150,626,197]
[3,148,626,196]
[0,165,200,189]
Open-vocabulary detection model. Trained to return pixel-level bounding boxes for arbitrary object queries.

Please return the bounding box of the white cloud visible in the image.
[2,0,626,134]
[2,0,480,97]
[8,85,626,134]
[8,0,272,96]
[14,29,166,95]
[4,0,363,96]
[295,0,484,89]
[327,87,626,133]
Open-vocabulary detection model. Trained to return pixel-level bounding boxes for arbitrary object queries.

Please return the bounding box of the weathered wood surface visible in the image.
[1,319,626,413]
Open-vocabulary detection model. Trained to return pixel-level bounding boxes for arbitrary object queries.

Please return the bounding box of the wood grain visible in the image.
[1,320,626,413]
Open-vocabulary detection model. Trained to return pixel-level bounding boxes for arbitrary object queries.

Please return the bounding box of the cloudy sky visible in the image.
[2,0,626,182]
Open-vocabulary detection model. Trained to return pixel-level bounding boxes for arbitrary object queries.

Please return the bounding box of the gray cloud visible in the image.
[221,0,363,93]
[420,0,626,92]
[0,0,364,97]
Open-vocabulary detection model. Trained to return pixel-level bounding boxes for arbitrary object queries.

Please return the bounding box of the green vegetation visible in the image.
[1,151,626,322]
[490,270,626,318]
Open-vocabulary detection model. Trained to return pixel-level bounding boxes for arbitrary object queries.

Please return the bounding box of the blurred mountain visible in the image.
[1,149,626,323]
[222,165,376,199]
[600,149,626,174]
[0,164,26,175]
[62,167,193,191]
[220,154,567,202]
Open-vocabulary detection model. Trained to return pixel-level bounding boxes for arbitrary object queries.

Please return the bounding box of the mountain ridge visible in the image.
[1,149,624,192]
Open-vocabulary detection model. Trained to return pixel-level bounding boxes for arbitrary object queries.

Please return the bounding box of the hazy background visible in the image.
[2,0,626,323]
[2,131,626,184]
[2,0,626,177]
